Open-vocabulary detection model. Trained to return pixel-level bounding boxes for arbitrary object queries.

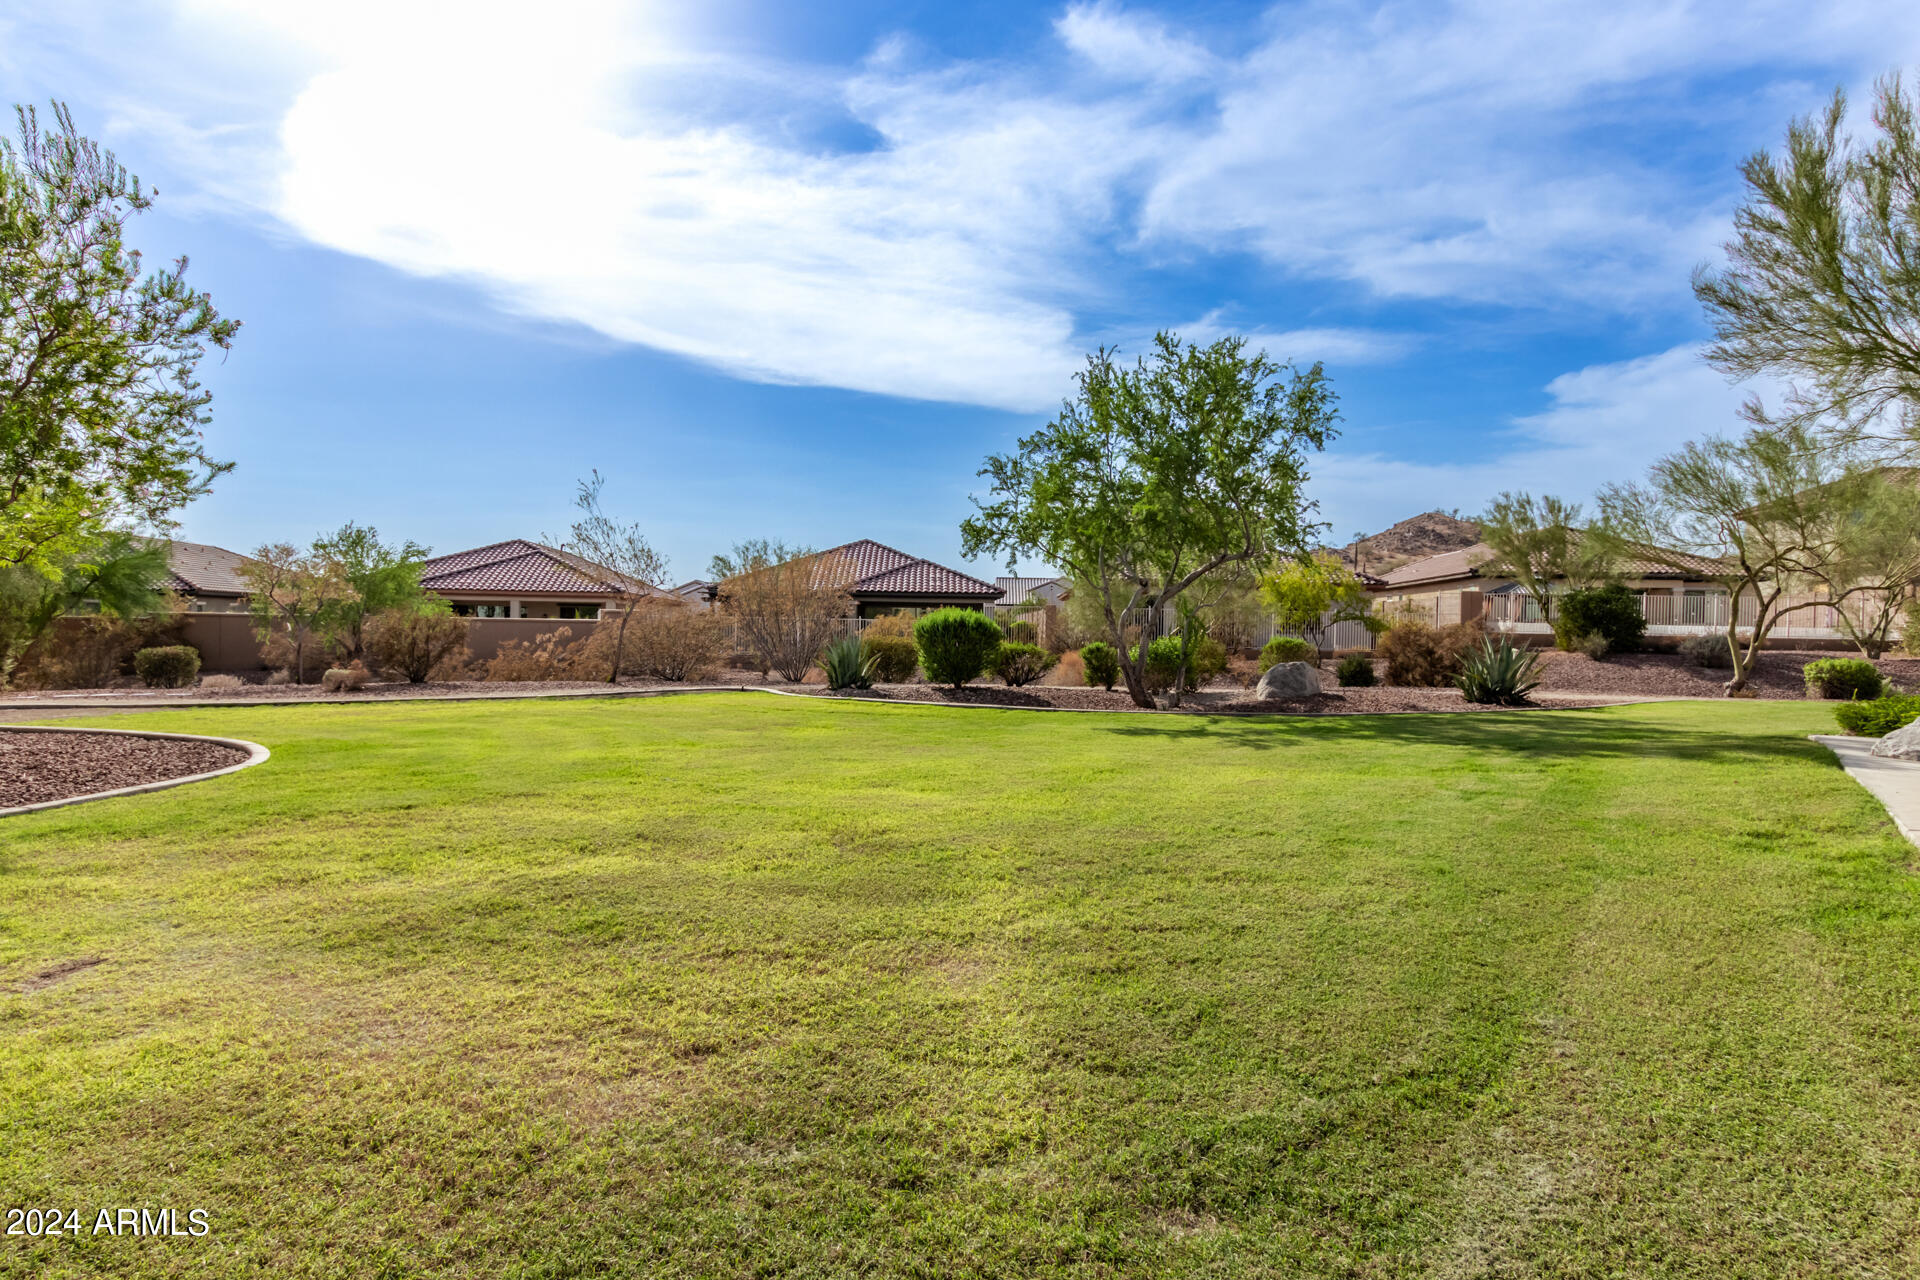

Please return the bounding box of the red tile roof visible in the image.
[817,539,1001,599]
[159,539,250,597]
[419,540,658,597]
[1375,535,1726,589]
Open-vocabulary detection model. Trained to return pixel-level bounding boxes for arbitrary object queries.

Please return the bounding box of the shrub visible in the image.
[1190,637,1229,686]
[198,674,245,692]
[266,668,293,686]
[365,607,469,683]
[1679,633,1732,668]
[990,641,1055,687]
[1335,653,1376,687]
[1001,618,1038,644]
[572,603,727,682]
[1804,657,1885,701]
[1835,695,1920,736]
[1126,636,1189,694]
[863,634,919,682]
[19,610,185,689]
[822,635,877,690]
[1080,641,1119,690]
[1456,637,1543,705]
[861,613,916,639]
[1570,633,1610,660]
[483,628,574,681]
[913,608,1003,688]
[133,645,201,688]
[320,663,370,693]
[1259,635,1316,667]
[1378,621,1483,687]
[1552,584,1646,654]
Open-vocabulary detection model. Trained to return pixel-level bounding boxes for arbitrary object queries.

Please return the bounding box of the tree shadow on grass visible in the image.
[1094,704,1839,765]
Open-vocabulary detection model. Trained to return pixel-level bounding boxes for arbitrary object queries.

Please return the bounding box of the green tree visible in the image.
[311,522,431,663]
[1598,424,1853,694]
[1474,492,1612,622]
[0,104,238,570]
[0,530,167,687]
[1257,552,1381,649]
[241,543,345,685]
[1694,75,1920,445]
[962,332,1338,708]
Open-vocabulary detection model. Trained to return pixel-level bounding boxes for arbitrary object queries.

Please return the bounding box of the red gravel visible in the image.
[1,730,250,808]
[1530,648,1920,699]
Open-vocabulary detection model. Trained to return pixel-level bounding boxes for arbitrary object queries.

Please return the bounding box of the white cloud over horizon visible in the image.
[9,0,1920,414]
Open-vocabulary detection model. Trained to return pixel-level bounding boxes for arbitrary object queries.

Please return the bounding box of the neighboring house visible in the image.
[672,580,718,608]
[818,540,1002,617]
[992,576,1069,613]
[1370,536,1729,628]
[418,540,659,619]
[162,539,252,613]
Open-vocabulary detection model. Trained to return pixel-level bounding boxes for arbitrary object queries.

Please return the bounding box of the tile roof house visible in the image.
[158,539,252,613]
[811,540,1002,616]
[993,576,1069,611]
[1371,532,1728,627]
[418,540,662,619]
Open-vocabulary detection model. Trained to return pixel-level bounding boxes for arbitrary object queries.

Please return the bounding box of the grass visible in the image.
[3,694,1918,1278]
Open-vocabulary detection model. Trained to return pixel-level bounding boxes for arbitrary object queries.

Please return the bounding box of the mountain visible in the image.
[1334,511,1481,576]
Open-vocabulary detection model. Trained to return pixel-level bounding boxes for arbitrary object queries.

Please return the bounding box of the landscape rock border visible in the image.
[1,725,270,819]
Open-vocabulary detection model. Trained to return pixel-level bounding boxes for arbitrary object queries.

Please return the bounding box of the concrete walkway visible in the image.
[1812,735,1920,848]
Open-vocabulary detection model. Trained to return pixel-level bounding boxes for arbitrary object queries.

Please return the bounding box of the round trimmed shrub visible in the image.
[1679,633,1732,668]
[913,608,1003,689]
[1804,657,1884,701]
[990,641,1055,687]
[1335,652,1375,687]
[1080,641,1119,690]
[1552,584,1646,654]
[133,645,201,688]
[863,635,919,682]
[1260,635,1316,667]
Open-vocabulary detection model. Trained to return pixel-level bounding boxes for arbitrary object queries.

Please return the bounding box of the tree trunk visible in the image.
[608,605,631,684]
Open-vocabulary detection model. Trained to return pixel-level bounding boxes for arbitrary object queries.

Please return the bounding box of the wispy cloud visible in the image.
[18,0,1920,411]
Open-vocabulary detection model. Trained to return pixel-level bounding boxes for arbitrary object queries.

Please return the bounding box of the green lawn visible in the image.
[3,695,1918,1278]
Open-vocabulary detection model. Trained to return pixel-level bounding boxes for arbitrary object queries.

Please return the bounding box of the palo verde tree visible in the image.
[0,103,238,570]
[555,471,668,683]
[1474,492,1613,622]
[311,522,432,663]
[1257,552,1381,650]
[1694,74,1920,447]
[962,332,1338,708]
[1598,423,1856,695]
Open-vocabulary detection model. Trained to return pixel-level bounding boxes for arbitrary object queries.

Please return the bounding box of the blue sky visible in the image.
[4,1,1918,581]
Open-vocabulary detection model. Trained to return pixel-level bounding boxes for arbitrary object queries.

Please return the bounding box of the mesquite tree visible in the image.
[555,472,669,683]
[962,332,1337,708]
[711,540,855,682]
[0,103,238,570]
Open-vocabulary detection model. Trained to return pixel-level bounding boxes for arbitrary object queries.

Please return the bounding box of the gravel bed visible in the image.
[1529,649,1920,699]
[1,730,251,808]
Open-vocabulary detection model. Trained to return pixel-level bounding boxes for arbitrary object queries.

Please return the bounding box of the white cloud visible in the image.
[1308,344,1779,536]
[16,1,1920,410]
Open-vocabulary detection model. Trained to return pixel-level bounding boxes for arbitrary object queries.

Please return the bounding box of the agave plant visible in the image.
[1455,637,1543,705]
[821,634,877,690]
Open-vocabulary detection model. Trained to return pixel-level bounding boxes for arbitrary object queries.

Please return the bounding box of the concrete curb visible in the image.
[1811,733,1920,848]
[1,724,271,818]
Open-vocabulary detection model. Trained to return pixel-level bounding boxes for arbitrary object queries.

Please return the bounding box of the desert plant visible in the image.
[1190,637,1229,686]
[822,635,877,690]
[1080,641,1120,690]
[1552,583,1646,654]
[365,606,469,683]
[1835,695,1920,736]
[133,644,200,688]
[713,541,856,682]
[863,635,919,683]
[862,613,916,639]
[320,663,370,693]
[16,606,184,689]
[1803,658,1885,701]
[265,668,292,686]
[1128,636,1203,694]
[241,543,346,684]
[1335,653,1376,687]
[1679,632,1734,668]
[990,641,1056,687]
[1259,635,1316,667]
[198,673,244,692]
[1378,620,1483,687]
[1570,633,1610,660]
[483,627,574,682]
[1455,637,1544,705]
[571,601,727,682]
[913,608,1003,689]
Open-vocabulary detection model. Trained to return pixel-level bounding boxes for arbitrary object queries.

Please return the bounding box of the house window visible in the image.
[453,602,514,618]
[557,603,600,620]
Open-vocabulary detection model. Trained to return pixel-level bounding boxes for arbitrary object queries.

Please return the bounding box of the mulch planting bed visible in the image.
[1530,648,1920,699]
[1,730,251,809]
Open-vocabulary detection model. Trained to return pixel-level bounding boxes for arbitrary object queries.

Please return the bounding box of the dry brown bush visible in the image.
[16,608,187,689]
[1378,620,1484,687]
[717,549,855,682]
[365,608,470,683]
[570,603,727,681]
[483,627,575,681]
[860,613,915,639]
[198,674,245,692]
[320,663,371,692]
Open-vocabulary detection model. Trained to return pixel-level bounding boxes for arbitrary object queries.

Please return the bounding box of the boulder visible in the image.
[1256,660,1321,700]
[1871,720,1920,761]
